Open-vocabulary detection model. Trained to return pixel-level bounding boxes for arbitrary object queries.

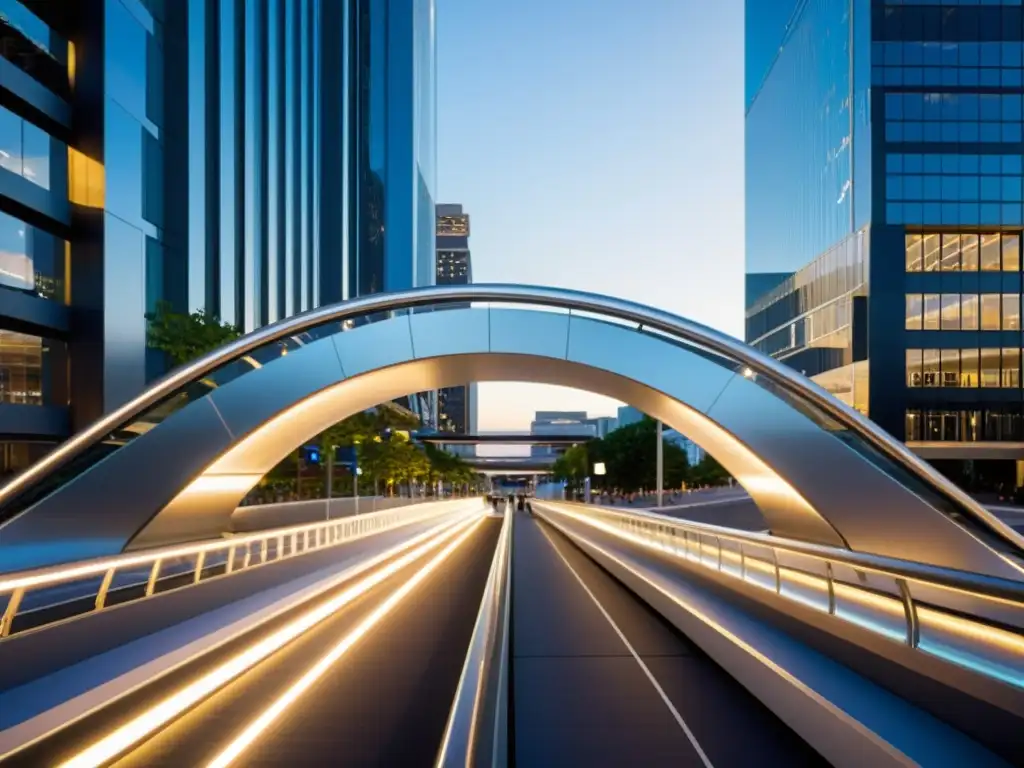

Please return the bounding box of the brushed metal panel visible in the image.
[566,315,734,415]
[408,307,489,359]
[209,336,345,439]
[488,308,569,359]
[0,398,235,573]
[707,376,1021,577]
[333,315,414,378]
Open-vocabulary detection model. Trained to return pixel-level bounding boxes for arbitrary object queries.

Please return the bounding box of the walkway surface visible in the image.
[511,510,824,767]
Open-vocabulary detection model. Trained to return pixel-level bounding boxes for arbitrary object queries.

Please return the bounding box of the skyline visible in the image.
[436,0,745,431]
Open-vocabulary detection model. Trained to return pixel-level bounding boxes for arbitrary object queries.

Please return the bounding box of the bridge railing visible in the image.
[534,501,1024,690]
[0,498,481,639]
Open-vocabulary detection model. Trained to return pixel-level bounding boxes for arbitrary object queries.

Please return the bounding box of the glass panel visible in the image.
[905,294,923,330]
[923,349,940,388]
[960,348,979,388]
[961,233,980,271]
[1002,294,1020,331]
[961,294,979,330]
[0,330,50,404]
[923,234,941,272]
[981,294,1002,330]
[905,233,923,272]
[1002,348,1020,388]
[0,107,23,176]
[0,210,33,292]
[922,293,940,330]
[21,121,51,190]
[941,349,959,387]
[981,348,1001,388]
[1003,234,1020,272]
[905,410,922,441]
[941,293,960,330]
[906,348,922,387]
[941,233,960,271]
[981,233,1002,271]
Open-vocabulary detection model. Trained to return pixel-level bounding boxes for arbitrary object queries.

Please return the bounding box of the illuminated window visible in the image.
[941,349,960,387]
[961,294,979,330]
[981,233,1001,271]
[1003,348,1021,388]
[961,234,980,271]
[981,348,1001,388]
[923,234,941,271]
[923,348,940,387]
[981,294,1002,330]
[1002,294,1020,331]
[905,294,923,330]
[1004,234,1020,272]
[960,348,979,388]
[940,234,960,271]
[941,293,960,330]
[905,234,923,271]
[68,147,104,208]
[906,348,922,387]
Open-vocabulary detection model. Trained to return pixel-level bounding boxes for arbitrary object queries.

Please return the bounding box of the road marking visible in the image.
[537,523,715,768]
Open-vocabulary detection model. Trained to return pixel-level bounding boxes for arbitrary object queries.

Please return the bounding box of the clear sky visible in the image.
[436,0,745,432]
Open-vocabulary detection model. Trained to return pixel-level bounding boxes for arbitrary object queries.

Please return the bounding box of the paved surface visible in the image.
[12,518,501,767]
[511,511,824,767]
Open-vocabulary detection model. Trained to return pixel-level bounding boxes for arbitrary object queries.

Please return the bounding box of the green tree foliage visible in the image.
[588,417,689,492]
[551,443,590,495]
[687,454,731,487]
[146,300,241,366]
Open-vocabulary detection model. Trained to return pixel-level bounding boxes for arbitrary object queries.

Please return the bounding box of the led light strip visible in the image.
[205,517,484,768]
[57,514,482,768]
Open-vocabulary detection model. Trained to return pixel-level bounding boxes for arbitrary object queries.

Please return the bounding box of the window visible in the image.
[941,349,960,387]
[906,294,923,330]
[1003,348,1021,388]
[906,233,923,272]
[941,234,960,271]
[1004,234,1021,272]
[923,349,940,388]
[924,293,941,330]
[981,233,1002,270]
[961,293,979,330]
[981,348,1002,388]
[924,234,941,271]
[0,330,44,404]
[961,348,979,388]
[941,294,960,330]
[907,348,922,387]
[981,294,1002,330]
[961,234,980,271]
[1003,294,1021,331]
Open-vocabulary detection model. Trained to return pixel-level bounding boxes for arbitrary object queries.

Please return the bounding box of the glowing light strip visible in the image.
[205,517,484,768]
[57,514,481,768]
[0,500,475,593]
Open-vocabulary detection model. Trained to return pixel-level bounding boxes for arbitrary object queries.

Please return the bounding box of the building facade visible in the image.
[745,0,1024,488]
[530,411,597,457]
[0,0,436,476]
[435,203,474,439]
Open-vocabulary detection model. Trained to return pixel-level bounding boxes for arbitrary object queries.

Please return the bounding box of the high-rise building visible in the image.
[0,0,436,476]
[530,411,596,457]
[435,203,473,440]
[745,1,1024,487]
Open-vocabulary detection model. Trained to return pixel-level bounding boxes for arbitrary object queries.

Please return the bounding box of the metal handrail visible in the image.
[435,504,514,768]
[0,499,480,638]
[1,284,1019,556]
[554,501,1024,603]
[536,501,1024,689]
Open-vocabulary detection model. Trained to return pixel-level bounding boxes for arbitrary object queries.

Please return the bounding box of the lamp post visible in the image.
[656,420,664,508]
[592,462,606,504]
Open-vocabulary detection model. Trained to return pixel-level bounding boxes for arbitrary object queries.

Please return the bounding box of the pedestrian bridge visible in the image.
[0,285,1021,766]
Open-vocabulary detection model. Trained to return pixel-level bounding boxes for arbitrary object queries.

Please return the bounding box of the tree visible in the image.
[146,301,241,366]
[590,417,689,493]
[552,443,590,497]
[688,454,731,487]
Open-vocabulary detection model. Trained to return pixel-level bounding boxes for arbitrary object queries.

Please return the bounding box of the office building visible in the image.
[588,416,618,438]
[745,1,1024,488]
[617,406,645,428]
[435,203,474,441]
[0,0,436,476]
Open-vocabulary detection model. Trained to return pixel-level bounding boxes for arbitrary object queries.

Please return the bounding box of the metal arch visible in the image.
[0,285,1020,568]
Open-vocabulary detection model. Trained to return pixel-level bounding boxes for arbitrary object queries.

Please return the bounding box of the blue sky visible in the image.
[436,0,744,431]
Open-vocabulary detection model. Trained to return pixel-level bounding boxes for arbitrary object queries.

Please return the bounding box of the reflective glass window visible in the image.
[0,210,65,299]
[923,349,940,388]
[959,234,979,271]
[923,234,941,271]
[981,294,1002,330]
[21,120,50,190]
[906,234,923,271]
[906,410,922,441]
[906,294,923,330]
[1003,293,1021,330]
[981,233,1002,271]
[962,294,980,331]
[941,349,960,388]
[941,293,961,330]
[961,348,980,388]
[0,107,23,175]
[941,233,960,271]
[981,348,1002,388]
[1003,348,1021,388]
[1004,234,1020,271]
[924,293,941,330]
[0,329,43,404]
[907,349,922,388]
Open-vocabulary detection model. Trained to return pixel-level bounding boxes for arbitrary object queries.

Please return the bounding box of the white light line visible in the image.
[57,514,481,768]
[205,517,485,768]
[537,523,715,768]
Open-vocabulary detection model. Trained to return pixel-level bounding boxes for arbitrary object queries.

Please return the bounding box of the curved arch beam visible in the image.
[1,306,1020,580]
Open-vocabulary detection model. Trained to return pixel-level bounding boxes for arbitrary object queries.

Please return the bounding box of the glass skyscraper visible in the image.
[746,0,1024,488]
[435,203,474,438]
[0,0,436,476]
